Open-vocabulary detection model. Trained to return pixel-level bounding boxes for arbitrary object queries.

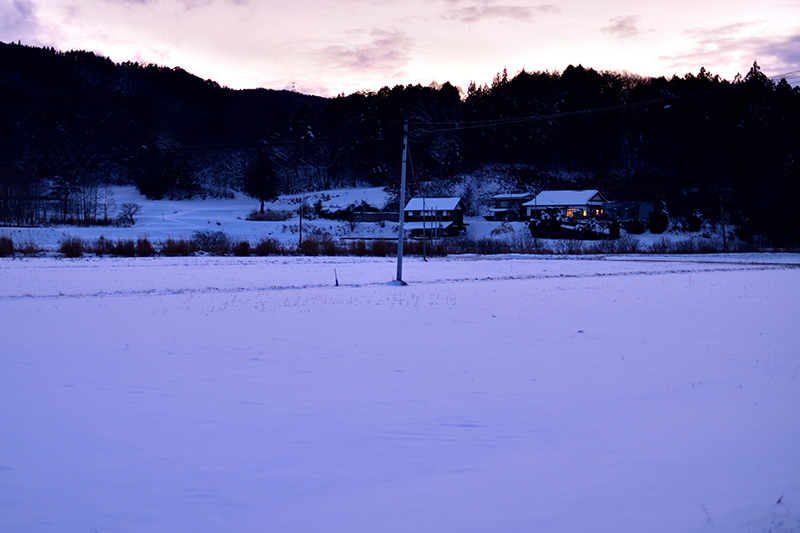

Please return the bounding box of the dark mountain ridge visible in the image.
[2,41,799,244]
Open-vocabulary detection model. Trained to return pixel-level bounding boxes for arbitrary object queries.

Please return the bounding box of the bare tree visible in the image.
[118,202,142,226]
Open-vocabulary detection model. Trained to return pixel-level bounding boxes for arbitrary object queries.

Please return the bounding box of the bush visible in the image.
[369,239,394,257]
[113,239,136,257]
[246,209,294,222]
[319,237,344,256]
[348,239,369,256]
[608,219,621,239]
[16,240,40,256]
[231,240,252,257]
[648,202,669,234]
[403,238,449,256]
[161,237,191,256]
[136,237,155,257]
[687,212,704,232]
[59,236,84,258]
[92,236,115,256]
[253,237,287,256]
[624,218,646,234]
[190,230,231,255]
[0,235,14,257]
[297,237,321,256]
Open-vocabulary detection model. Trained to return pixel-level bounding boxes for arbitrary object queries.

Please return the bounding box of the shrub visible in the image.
[298,237,321,256]
[613,234,642,254]
[319,237,344,256]
[16,240,40,256]
[161,237,191,256]
[403,238,449,256]
[59,236,84,258]
[608,219,621,239]
[231,240,252,257]
[113,239,136,257]
[136,237,155,257]
[246,209,294,222]
[92,236,115,256]
[253,237,287,256]
[369,239,394,257]
[624,218,646,235]
[0,235,14,257]
[648,202,669,234]
[191,230,231,255]
[348,239,369,257]
[553,239,585,255]
[687,212,704,232]
[648,238,673,254]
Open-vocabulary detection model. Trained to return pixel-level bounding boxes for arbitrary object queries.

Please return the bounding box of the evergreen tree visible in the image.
[243,150,279,213]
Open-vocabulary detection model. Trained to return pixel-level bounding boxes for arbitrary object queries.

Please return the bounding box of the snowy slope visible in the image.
[1,185,712,252]
[1,186,400,249]
[1,255,799,532]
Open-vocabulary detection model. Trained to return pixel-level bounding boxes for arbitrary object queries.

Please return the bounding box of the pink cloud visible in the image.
[600,15,641,38]
[443,3,560,23]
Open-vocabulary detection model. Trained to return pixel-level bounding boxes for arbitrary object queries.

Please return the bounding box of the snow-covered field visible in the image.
[1,186,403,249]
[1,253,799,532]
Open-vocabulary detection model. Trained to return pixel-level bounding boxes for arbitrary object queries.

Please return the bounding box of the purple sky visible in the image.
[2,0,798,96]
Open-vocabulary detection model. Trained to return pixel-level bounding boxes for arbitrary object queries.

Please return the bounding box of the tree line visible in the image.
[1,42,798,243]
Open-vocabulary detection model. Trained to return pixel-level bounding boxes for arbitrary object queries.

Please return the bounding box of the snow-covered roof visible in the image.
[491,193,533,200]
[403,221,454,231]
[404,197,463,212]
[522,190,606,207]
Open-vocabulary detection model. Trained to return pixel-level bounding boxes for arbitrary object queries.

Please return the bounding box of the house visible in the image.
[403,197,466,237]
[523,190,608,219]
[602,201,654,222]
[487,193,534,221]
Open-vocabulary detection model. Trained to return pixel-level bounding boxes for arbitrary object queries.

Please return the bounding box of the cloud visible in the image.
[600,15,641,38]
[0,0,38,39]
[661,24,800,78]
[99,0,250,8]
[756,33,800,73]
[442,3,559,23]
[317,28,413,76]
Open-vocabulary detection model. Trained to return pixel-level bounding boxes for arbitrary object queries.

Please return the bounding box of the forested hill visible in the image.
[2,41,799,243]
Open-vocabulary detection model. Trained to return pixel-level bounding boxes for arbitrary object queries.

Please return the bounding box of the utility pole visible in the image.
[720,195,727,251]
[422,196,427,261]
[396,120,408,284]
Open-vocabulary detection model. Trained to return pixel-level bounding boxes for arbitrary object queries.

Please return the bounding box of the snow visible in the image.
[524,189,605,207]
[404,197,464,212]
[1,253,799,533]
[1,186,399,249]
[1,188,799,532]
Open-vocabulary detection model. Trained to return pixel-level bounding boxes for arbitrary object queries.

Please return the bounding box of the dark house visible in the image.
[488,193,534,221]
[403,197,466,237]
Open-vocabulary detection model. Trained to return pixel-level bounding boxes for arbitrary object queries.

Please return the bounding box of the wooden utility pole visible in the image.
[396,120,408,284]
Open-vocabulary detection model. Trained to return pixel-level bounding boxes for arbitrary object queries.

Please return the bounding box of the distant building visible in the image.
[488,193,534,221]
[403,197,466,237]
[523,190,608,219]
[602,201,654,221]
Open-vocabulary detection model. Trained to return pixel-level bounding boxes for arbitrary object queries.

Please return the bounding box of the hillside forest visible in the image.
[1,42,799,244]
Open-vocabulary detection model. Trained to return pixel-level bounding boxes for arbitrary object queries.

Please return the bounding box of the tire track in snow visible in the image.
[1,262,793,301]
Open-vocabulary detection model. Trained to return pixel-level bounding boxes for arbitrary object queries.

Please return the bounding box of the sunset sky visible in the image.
[2,0,798,96]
